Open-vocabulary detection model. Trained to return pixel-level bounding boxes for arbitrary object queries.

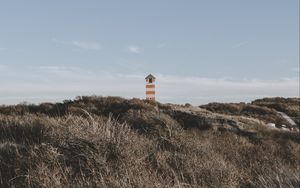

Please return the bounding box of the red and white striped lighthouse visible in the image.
[145,74,156,101]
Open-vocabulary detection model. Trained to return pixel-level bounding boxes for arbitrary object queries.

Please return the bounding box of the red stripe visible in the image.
[146,91,155,94]
[146,85,155,88]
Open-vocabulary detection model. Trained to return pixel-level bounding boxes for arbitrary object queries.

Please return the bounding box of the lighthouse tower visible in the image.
[145,74,156,101]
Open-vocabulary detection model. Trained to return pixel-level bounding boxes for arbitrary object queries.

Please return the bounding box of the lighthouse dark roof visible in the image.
[145,74,156,80]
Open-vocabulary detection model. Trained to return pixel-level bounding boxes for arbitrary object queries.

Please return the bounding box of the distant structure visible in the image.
[145,74,156,101]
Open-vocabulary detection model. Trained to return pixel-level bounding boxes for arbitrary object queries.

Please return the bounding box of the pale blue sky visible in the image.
[0,0,299,104]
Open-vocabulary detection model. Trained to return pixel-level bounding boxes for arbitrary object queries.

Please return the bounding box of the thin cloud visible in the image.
[0,67,299,105]
[36,66,81,74]
[34,66,93,80]
[292,67,299,72]
[51,38,68,45]
[158,43,166,48]
[0,64,7,71]
[52,38,101,50]
[157,74,299,103]
[128,45,142,53]
[72,41,101,50]
[232,41,249,49]
[0,47,7,51]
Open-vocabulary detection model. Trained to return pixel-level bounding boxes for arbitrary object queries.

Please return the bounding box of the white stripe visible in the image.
[146,88,155,91]
[146,94,155,98]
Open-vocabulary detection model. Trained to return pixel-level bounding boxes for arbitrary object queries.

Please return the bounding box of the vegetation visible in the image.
[252,97,300,125]
[0,96,299,187]
[200,98,300,128]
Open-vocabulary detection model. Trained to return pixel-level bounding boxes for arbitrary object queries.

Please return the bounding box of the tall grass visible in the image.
[0,97,299,187]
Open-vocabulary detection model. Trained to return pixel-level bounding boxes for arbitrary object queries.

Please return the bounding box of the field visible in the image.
[0,96,299,187]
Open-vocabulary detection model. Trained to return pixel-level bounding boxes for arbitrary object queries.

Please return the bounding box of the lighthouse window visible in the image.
[149,78,153,83]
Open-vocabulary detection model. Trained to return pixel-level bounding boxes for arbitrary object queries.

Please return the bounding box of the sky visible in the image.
[0,0,299,105]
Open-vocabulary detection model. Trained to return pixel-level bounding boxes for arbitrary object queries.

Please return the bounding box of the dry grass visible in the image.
[0,96,299,187]
[252,97,300,125]
[200,102,297,127]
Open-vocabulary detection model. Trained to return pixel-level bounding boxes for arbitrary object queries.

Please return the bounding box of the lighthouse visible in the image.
[145,74,156,101]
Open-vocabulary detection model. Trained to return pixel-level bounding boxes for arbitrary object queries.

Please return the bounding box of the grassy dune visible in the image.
[0,96,299,187]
